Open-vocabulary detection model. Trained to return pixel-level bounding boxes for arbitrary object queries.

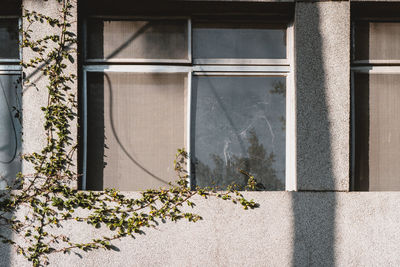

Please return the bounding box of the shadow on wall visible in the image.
[291,192,336,266]
[0,227,12,267]
[292,3,337,266]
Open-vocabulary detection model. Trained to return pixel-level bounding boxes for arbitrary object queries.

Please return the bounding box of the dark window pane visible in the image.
[355,22,400,61]
[0,74,21,188]
[193,22,286,60]
[354,73,400,191]
[86,19,188,60]
[0,19,19,59]
[191,76,286,190]
[86,72,186,190]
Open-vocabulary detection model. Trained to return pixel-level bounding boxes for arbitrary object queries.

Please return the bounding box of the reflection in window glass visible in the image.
[0,19,19,59]
[86,72,186,191]
[193,22,286,59]
[191,76,286,190]
[0,75,21,189]
[86,19,188,60]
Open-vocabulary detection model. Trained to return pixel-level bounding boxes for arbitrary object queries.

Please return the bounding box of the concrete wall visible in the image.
[2,192,400,266]
[2,0,400,266]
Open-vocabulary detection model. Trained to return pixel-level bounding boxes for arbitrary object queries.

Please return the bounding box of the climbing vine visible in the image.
[0,1,258,266]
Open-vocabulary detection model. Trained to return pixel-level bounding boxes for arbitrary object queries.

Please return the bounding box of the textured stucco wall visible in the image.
[295,1,350,191]
[21,0,78,177]
[2,192,400,267]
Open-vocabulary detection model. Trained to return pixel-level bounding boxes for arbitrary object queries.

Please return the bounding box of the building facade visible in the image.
[1,0,400,266]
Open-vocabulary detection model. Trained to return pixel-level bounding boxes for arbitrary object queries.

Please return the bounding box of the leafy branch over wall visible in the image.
[0,0,258,266]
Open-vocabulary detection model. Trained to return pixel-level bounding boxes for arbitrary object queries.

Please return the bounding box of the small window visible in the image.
[0,18,19,60]
[0,17,21,189]
[354,21,400,62]
[193,21,287,63]
[86,19,189,62]
[83,16,294,191]
[352,17,400,191]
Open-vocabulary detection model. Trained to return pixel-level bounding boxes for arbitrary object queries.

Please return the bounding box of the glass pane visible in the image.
[191,76,286,190]
[86,72,186,190]
[86,19,188,60]
[0,19,19,59]
[355,22,400,61]
[354,73,400,191]
[193,22,286,60]
[0,74,21,189]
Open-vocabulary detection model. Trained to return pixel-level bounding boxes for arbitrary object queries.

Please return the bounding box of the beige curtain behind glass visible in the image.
[86,19,188,60]
[87,72,186,191]
[355,22,400,61]
[366,74,400,191]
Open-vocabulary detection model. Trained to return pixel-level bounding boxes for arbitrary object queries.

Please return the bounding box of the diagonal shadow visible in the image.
[104,21,152,60]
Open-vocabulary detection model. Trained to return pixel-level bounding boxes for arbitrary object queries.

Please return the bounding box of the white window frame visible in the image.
[82,17,296,191]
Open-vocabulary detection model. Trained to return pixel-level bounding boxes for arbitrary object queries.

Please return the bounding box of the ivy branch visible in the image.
[0,1,259,266]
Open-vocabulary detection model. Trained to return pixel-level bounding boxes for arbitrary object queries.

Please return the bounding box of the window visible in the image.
[352,18,400,191]
[0,17,21,189]
[82,16,294,191]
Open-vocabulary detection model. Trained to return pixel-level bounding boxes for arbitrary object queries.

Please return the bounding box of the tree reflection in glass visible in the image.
[191,76,286,190]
